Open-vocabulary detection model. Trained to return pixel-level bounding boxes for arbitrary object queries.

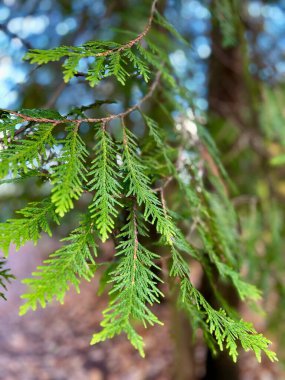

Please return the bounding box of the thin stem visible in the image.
[95,0,158,57]
[152,176,173,192]
[0,1,160,144]
[1,71,161,136]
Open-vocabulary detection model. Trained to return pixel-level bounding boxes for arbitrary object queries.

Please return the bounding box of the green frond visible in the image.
[24,42,124,86]
[142,113,174,172]
[122,126,175,244]
[1,6,278,364]
[63,55,81,82]
[0,113,24,144]
[23,18,184,89]
[169,247,190,277]
[88,126,122,242]
[197,224,261,302]
[206,193,238,265]
[176,175,201,210]
[143,114,164,147]
[19,215,97,314]
[86,56,106,87]
[0,199,59,256]
[145,38,170,63]
[106,52,129,85]
[91,208,162,357]
[0,123,55,179]
[51,124,88,217]
[24,46,72,64]
[180,278,277,363]
[123,48,150,82]
[216,262,262,302]
[0,168,48,185]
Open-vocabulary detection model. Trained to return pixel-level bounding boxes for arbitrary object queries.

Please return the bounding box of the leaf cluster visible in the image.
[0,6,278,363]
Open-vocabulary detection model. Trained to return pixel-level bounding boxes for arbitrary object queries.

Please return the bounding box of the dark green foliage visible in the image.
[23,11,176,88]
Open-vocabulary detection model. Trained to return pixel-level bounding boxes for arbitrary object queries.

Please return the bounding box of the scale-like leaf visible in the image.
[51,125,88,217]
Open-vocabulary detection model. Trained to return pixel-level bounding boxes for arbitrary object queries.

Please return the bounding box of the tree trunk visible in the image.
[202,3,248,379]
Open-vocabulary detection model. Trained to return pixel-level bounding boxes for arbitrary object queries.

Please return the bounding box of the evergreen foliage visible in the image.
[91,207,163,356]
[51,124,88,217]
[0,123,55,178]
[19,215,97,314]
[88,126,122,242]
[121,125,175,244]
[23,39,163,87]
[0,200,59,256]
[0,1,278,364]
[179,279,276,363]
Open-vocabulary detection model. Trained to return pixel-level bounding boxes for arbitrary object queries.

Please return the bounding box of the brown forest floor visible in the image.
[0,238,283,380]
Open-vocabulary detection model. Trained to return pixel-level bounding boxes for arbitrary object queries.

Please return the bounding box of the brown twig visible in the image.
[152,176,173,192]
[0,0,160,143]
[2,71,161,132]
[95,0,158,58]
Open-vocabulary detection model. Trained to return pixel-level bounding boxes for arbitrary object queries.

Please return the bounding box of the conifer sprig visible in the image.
[0,113,24,144]
[179,279,277,363]
[142,113,174,171]
[51,124,88,217]
[0,123,55,179]
[0,2,278,364]
[121,121,175,244]
[23,0,159,86]
[91,206,162,356]
[88,124,122,242]
[168,243,277,362]
[20,216,97,314]
[0,199,59,256]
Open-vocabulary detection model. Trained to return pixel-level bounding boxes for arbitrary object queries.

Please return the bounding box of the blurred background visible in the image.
[1,0,285,379]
